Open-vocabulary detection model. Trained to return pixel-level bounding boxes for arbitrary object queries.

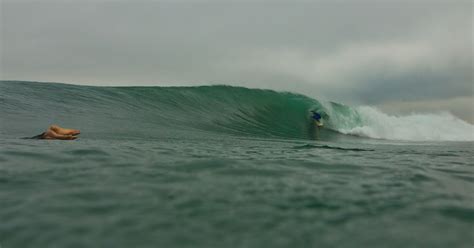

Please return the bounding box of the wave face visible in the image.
[1,81,473,141]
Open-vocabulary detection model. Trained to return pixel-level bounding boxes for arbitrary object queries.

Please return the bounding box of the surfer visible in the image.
[29,125,80,140]
[311,111,324,127]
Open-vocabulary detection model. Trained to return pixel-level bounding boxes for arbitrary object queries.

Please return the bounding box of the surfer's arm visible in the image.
[49,124,80,136]
[43,129,77,140]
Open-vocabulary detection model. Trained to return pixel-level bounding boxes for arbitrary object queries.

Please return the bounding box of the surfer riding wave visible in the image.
[311,111,324,127]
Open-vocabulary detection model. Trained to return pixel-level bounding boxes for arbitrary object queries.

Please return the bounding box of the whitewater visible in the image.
[1,81,473,248]
[330,106,474,141]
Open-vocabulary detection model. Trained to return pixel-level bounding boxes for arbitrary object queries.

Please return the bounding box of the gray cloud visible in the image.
[1,1,472,120]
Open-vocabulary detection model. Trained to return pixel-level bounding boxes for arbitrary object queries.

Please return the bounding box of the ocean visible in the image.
[1,81,473,248]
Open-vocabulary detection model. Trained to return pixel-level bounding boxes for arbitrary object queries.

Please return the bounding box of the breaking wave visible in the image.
[1,81,472,141]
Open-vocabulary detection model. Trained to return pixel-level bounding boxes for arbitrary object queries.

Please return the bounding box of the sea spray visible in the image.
[333,106,474,141]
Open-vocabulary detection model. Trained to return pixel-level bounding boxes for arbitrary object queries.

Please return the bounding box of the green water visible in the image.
[1,81,473,247]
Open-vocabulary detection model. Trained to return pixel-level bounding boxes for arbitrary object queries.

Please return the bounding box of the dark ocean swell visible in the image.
[1,81,473,248]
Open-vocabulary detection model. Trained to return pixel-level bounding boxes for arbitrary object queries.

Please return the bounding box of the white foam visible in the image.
[335,106,474,141]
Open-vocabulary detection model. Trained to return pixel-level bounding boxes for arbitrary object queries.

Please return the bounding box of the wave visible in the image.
[1,81,472,141]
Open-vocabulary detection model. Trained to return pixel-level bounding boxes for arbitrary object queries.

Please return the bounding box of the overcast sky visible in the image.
[1,0,473,121]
